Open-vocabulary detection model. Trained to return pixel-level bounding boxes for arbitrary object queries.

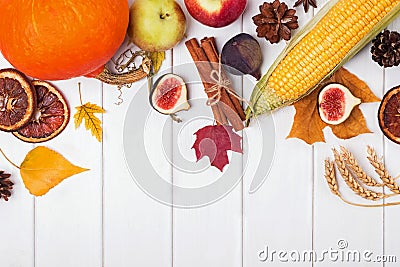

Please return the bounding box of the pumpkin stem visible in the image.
[95,53,152,86]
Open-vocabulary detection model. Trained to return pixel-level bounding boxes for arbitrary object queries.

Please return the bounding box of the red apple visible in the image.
[184,0,247,28]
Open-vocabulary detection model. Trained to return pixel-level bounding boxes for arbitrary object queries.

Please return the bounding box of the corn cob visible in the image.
[248,0,400,118]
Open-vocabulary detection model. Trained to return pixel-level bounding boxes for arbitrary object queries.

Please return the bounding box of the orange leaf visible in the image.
[332,68,381,103]
[287,67,380,144]
[287,89,326,144]
[330,107,372,139]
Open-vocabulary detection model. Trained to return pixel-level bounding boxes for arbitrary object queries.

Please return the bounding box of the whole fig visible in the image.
[221,33,263,80]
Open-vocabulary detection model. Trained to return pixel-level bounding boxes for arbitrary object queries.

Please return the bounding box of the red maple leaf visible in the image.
[192,125,243,171]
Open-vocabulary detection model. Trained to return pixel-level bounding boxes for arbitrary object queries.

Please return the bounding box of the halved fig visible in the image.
[13,81,69,143]
[0,69,36,131]
[378,85,400,144]
[150,74,190,115]
[318,83,361,125]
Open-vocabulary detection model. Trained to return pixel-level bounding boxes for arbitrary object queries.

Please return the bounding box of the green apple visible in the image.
[128,0,186,52]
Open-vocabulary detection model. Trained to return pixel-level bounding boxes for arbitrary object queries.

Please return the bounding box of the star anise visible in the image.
[0,170,13,201]
[294,0,317,13]
[252,0,299,44]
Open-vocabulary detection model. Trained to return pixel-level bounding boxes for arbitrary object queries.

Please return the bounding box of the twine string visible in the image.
[205,69,227,106]
[204,58,249,107]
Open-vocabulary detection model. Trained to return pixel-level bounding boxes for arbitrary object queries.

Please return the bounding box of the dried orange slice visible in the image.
[378,85,400,144]
[0,69,36,131]
[13,81,69,143]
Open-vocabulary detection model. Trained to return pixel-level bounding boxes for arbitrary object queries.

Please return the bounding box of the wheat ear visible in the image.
[324,159,340,196]
[333,149,385,201]
[367,146,400,194]
[323,158,400,207]
[340,146,383,187]
[324,151,400,208]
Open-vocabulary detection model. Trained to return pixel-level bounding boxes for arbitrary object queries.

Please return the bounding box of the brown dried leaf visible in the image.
[287,89,326,144]
[287,67,380,144]
[330,107,372,139]
[331,68,381,103]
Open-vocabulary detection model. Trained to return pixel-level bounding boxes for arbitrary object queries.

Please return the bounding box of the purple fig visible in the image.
[221,33,263,80]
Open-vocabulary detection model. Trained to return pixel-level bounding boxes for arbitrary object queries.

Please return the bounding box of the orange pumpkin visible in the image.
[0,0,129,80]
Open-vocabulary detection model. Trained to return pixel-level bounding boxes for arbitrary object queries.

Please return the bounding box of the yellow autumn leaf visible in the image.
[74,102,105,142]
[149,51,165,74]
[20,146,89,196]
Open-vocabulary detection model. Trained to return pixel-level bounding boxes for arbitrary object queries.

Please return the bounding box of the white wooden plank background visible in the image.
[35,78,103,267]
[0,1,399,266]
[243,2,313,267]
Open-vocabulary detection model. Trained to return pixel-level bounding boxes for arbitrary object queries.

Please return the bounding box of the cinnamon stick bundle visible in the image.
[185,39,228,126]
[185,37,245,131]
[201,37,246,121]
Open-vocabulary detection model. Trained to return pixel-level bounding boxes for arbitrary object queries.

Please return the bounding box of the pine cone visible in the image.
[252,0,299,44]
[371,30,400,68]
[0,170,13,201]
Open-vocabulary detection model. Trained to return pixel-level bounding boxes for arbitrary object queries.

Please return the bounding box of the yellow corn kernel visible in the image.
[265,0,398,103]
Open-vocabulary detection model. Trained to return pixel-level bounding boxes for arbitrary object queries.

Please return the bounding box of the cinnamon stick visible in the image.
[215,103,228,125]
[185,39,224,125]
[201,37,246,121]
[185,38,244,131]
